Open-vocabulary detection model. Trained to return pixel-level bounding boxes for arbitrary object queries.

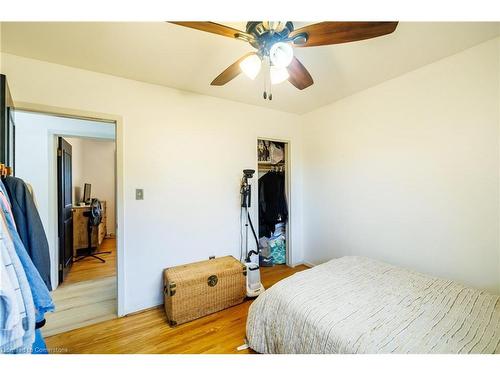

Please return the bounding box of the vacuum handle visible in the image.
[241,185,251,208]
[247,211,260,249]
[246,250,259,262]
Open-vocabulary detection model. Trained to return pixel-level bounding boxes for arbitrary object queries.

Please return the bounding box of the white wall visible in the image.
[302,37,500,293]
[2,53,304,314]
[66,136,116,235]
[14,111,115,290]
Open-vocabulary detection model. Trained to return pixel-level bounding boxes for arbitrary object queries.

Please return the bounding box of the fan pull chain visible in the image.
[262,64,273,101]
[263,67,267,99]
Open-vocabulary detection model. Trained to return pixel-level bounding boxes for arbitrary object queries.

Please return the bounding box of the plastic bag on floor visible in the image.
[269,236,286,265]
[259,237,270,258]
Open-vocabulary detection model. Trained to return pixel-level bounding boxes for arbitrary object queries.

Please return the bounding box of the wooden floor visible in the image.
[63,238,116,285]
[42,276,117,337]
[42,238,118,337]
[45,264,309,354]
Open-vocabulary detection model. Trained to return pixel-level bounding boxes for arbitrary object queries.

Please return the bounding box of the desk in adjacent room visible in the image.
[72,201,107,256]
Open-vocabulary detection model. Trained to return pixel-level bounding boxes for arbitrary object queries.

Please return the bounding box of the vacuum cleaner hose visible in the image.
[245,211,261,262]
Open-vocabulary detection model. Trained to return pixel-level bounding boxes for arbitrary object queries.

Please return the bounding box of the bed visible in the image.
[246,256,500,354]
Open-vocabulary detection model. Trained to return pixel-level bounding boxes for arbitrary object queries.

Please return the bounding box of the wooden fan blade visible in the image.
[287,57,313,90]
[169,22,251,40]
[290,22,398,47]
[211,53,255,86]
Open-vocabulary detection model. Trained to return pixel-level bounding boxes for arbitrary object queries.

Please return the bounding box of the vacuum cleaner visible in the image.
[240,169,265,298]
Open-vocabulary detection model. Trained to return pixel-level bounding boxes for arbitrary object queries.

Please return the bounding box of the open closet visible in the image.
[257,139,289,267]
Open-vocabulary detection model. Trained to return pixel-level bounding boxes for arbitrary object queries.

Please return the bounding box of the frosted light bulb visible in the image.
[269,42,294,69]
[239,54,262,80]
[270,66,289,85]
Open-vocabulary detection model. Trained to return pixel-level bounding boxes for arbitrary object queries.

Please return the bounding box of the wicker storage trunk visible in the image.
[163,256,246,326]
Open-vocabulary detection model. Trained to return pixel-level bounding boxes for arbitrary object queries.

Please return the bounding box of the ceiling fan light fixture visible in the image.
[239,54,262,80]
[263,21,287,32]
[270,66,289,85]
[269,42,294,69]
[172,21,399,94]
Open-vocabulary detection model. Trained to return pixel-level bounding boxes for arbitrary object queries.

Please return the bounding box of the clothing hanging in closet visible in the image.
[0,209,35,353]
[3,176,52,290]
[0,176,54,354]
[258,170,288,238]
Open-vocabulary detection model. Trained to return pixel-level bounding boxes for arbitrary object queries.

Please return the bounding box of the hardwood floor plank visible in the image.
[45,264,309,354]
[42,238,118,337]
[64,238,116,285]
[43,276,117,337]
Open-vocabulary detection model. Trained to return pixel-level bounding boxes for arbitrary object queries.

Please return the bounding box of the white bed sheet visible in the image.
[246,256,500,354]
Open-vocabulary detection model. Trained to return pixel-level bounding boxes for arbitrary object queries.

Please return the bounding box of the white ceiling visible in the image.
[2,22,499,114]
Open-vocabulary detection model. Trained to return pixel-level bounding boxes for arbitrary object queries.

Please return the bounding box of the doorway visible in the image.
[57,136,117,286]
[256,138,292,266]
[14,109,118,336]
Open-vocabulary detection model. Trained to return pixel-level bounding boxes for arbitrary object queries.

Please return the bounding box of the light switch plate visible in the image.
[136,189,144,200]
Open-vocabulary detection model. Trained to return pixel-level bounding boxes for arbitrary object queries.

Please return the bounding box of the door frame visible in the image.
[255,137,294,267]
[13,102,126,317]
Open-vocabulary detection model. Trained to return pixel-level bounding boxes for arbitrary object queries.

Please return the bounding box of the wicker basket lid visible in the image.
[164,256,244,282]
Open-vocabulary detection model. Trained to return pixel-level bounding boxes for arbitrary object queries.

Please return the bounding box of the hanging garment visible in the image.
[269,142,284,164]
[0,243,25,352]
[0,209,36,353]
[2,177,51,290]
[0,184,16,230]
[258,171,288,238]
[26,183,39,210]
[0,182,54,325]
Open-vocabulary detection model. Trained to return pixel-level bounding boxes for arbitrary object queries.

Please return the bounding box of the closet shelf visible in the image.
[258,161,285,172]
[258,161,285,165]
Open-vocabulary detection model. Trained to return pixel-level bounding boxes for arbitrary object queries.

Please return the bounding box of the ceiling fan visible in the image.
[170,21,398,100]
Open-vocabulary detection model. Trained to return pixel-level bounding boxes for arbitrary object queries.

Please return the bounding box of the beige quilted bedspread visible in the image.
[246,256,500,354]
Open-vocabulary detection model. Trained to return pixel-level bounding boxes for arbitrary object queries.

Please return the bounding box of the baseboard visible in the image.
[302,261,317,268]
[124,303,163,317]
[290,261,316,268]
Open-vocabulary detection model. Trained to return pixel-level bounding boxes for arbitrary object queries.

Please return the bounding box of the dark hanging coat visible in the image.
[258,171,288,238]
[3,176,52,290]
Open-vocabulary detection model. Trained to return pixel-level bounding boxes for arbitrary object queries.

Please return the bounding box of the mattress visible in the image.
[246,256,500,354]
